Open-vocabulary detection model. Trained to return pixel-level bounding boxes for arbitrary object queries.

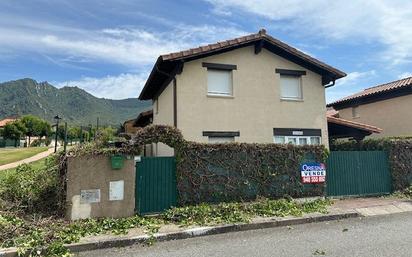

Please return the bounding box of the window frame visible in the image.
[208,136,235,143]
[352,106,360,118]
[203,62,237,97]
[279,74,303,101]
[274,135,321,146]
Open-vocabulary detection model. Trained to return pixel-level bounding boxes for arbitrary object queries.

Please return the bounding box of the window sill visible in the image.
[352,116,360,119]
[207,94,234,99]
[280,98,304,102]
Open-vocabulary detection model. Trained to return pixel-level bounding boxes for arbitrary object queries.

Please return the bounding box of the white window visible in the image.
[274,136,321,146]
[352,106,359,118]
[207,69,233,96]
[208,136,235,143]
[280,75,302,100]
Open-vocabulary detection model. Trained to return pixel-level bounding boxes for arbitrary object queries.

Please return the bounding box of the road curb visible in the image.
[0,212,359,257]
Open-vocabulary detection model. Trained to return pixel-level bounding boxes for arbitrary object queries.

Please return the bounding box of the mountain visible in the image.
[0,78,151,126]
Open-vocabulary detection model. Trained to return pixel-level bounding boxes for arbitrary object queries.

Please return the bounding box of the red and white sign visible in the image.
[301,163,326,184]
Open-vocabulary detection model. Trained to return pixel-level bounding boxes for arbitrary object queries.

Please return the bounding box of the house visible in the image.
[0,117,16,128]
[327,76,412,138]
[326,109,382,141]
[137,29,347,155]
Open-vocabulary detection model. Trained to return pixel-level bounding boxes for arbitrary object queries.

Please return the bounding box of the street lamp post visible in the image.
[54,115,62,153]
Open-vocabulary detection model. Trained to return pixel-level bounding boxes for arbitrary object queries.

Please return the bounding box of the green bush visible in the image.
[0,155,62,215]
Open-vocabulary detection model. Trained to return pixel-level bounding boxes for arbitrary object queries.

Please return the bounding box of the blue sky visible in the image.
[1,0,411,102]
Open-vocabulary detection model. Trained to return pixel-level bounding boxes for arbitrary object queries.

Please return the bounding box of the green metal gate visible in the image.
[326,151,392,196]
[135,157,177,215]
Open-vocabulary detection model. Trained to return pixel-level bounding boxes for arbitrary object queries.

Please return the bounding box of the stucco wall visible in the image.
[153,80,175,156]
[66,155,135,220]
[337,94,412,138]
[173,46,329,147]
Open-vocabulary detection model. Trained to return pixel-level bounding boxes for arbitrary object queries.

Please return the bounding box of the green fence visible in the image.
[135,157,177,215]
[0,138,19,147]
[326,151,392,196]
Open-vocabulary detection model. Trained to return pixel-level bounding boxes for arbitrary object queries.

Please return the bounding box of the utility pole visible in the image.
[64,122,68,153]
[53,115,62,153]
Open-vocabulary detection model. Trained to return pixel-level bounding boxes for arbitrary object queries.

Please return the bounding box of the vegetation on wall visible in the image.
[177,142,327,205]
[331,138,412,191]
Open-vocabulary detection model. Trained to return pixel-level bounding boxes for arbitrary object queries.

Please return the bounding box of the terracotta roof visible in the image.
[0,118,16,127]
[139,29,346,100]
[326,114,382,134]
[328,76,412,106]
[161,29,346,78]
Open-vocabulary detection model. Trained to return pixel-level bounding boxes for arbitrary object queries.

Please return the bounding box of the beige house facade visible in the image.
[328,77,412,138]
[139,29,346,155]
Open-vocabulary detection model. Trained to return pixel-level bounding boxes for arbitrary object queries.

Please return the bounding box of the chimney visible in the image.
[258,28,266,35]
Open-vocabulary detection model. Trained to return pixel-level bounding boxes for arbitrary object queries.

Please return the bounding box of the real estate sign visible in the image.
[301,162,326,184]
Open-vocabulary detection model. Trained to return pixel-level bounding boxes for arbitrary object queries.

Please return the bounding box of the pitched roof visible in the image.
[328,76,412,107]
[133,109,153,127]
[326,111,382,134]
[139,29,346,100]
[0,118,16,127]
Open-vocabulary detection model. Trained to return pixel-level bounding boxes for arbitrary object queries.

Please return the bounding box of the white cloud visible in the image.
[54,73,148,99]
[206,0,412,65]
[335,70,376,87]
[398,72,412,79]
[0,18,246,68]
[326,70,376,103]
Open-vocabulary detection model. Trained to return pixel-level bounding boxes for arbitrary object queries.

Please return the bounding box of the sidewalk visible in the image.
[330,197,412,216]
[0,146,60,171]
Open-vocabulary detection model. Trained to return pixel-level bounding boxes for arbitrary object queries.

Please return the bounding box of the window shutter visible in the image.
[207,69,232,95]
[280,75,302,99]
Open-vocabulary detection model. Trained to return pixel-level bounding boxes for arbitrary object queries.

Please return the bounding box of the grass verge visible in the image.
[0,147,48,166]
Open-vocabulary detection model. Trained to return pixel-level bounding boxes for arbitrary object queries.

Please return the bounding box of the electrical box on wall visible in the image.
[111,155,124,170]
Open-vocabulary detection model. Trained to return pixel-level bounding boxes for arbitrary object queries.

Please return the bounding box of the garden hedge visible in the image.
[331,138,412,191]
[176,142,327,205]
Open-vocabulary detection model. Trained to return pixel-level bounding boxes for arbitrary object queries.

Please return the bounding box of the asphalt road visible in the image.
[77,212,412,257]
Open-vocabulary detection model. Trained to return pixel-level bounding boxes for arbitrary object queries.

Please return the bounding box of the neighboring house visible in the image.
[0,117,16,128]
[137,29,347,155]
[327,76,412,138]
[123,118,138,134]
[123,110,153,134]
[326,109,382,141]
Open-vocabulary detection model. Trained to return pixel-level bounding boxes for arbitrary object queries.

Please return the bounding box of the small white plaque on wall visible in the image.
[109,180,124,201]
[80,189,101,204]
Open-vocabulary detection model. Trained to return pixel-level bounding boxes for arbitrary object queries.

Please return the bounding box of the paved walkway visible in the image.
[330,197,412,216]
[0,145,60,171]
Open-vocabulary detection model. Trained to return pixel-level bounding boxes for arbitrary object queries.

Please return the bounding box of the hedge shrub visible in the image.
[177,142,327,205]
[331,138,412,190]
[0,155,64,215]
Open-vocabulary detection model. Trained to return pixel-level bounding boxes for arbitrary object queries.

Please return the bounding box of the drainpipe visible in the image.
[325,79,336,88]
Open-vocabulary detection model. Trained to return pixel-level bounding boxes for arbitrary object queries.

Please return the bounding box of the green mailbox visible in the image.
[111,155,124,170]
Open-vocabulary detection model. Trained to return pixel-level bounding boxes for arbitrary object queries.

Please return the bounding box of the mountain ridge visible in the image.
[0,78,151,126]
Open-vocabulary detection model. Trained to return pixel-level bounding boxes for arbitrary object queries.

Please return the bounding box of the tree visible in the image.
[3,120,27,147]
[20,115,43,145]
[38,120,52,139]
